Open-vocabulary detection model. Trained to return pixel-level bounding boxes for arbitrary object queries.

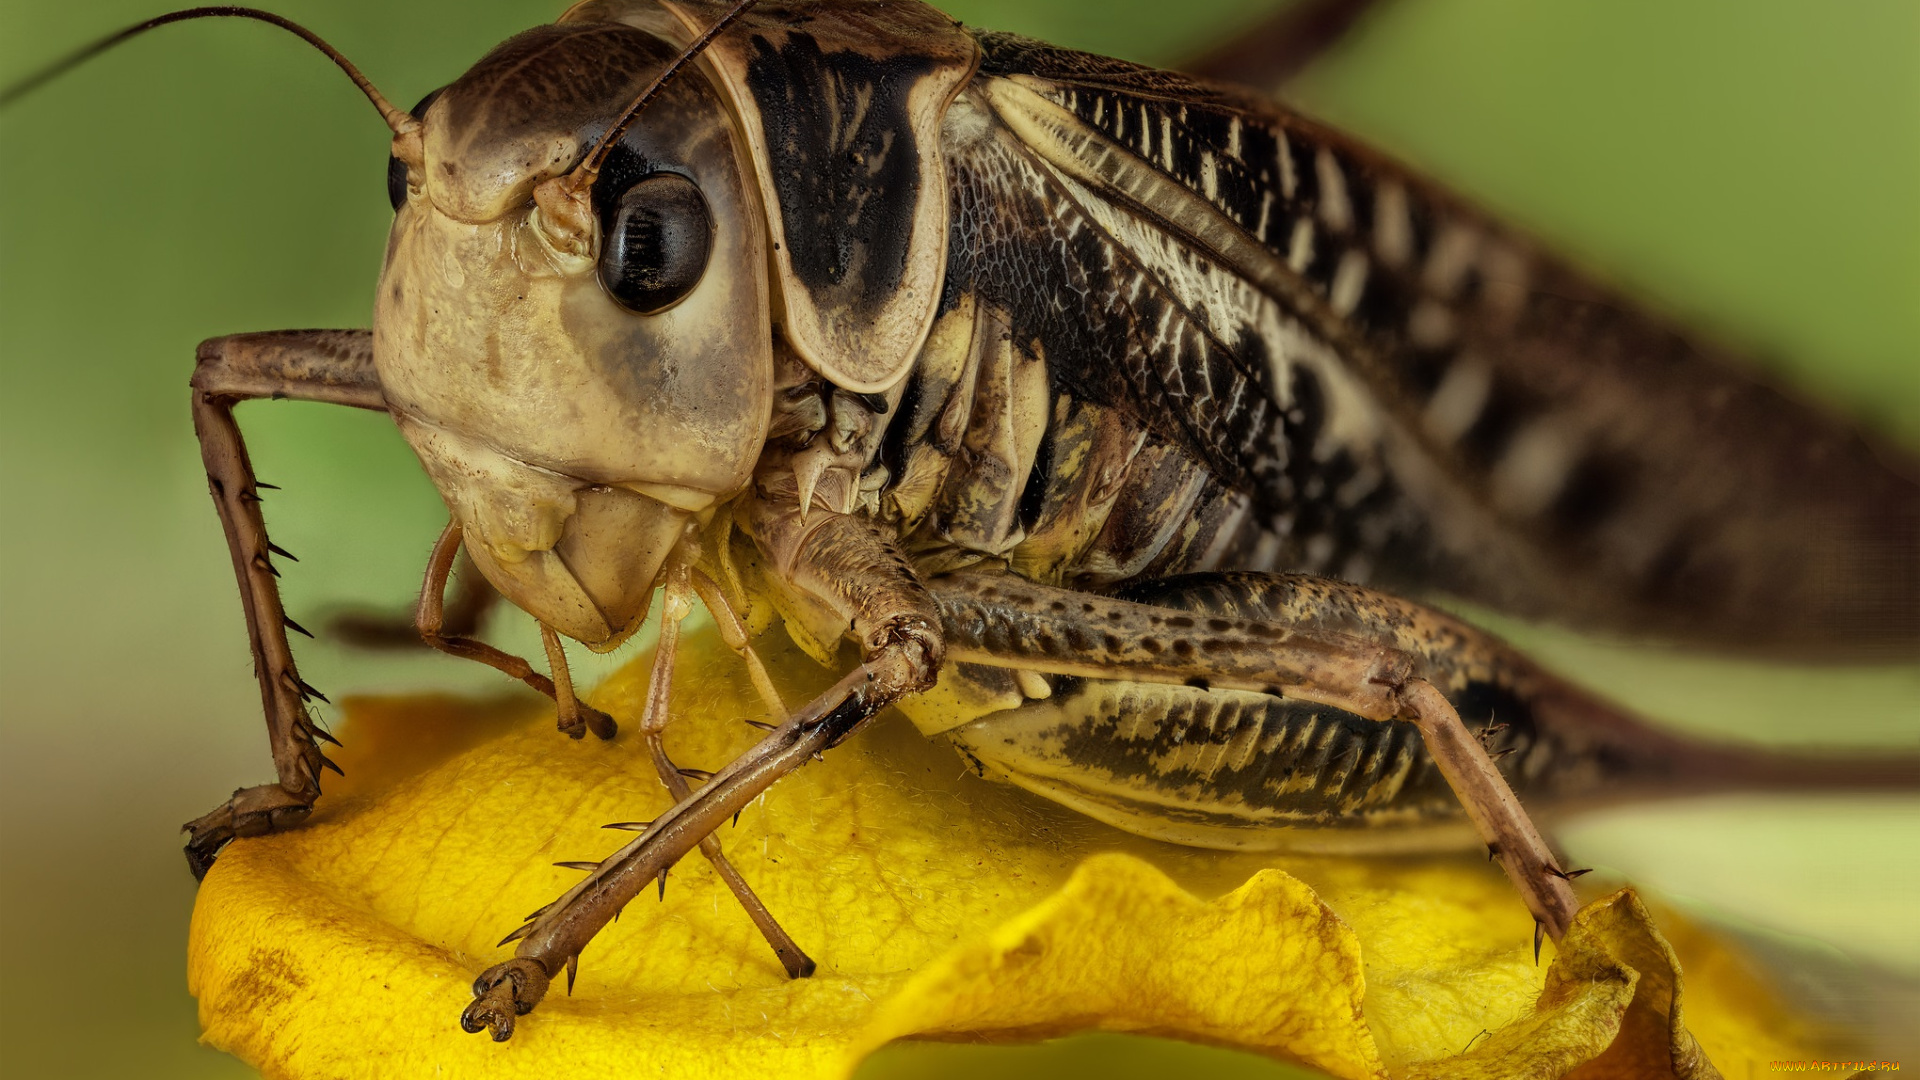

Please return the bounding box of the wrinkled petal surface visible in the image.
[189,631,1830,1078]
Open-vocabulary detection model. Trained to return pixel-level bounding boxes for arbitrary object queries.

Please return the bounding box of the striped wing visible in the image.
[935,32,1917,655]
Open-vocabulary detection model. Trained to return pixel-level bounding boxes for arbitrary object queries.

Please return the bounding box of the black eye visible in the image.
[385,153,409,212]
[387,87,446,212]
[596,173,713,315]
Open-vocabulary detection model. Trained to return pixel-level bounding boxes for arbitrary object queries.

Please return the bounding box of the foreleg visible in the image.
[182,330,380,877]
[328,545,498,648]
[413,519,616,741]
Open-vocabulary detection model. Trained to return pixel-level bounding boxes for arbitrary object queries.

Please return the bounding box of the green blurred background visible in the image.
[1,1,1915,1076]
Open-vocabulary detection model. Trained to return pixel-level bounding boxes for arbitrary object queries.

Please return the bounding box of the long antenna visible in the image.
[564,0,759,196]
[1,6,415,134]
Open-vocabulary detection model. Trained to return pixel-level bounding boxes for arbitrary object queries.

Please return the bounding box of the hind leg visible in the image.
[923,570,1583,942]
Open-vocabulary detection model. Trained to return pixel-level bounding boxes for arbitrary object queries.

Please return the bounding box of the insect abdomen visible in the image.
[942,678,1465,849]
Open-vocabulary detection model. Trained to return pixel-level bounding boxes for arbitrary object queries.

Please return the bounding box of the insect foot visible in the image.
[460,958,551,1043]
[182,783,315,880]
[556,701,620,742]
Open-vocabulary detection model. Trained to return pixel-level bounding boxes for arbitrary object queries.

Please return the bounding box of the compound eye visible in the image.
[385,153,409,212]
[597,173,712,315]
[387,87,445,212]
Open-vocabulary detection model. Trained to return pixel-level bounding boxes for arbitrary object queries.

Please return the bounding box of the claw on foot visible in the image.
[182,783,315,881]
[584,705,617,741]
[461,958,551,1042]
[557,704,619,741]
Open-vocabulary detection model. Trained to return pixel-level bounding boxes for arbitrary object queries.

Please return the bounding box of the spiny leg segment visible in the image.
[465,662,891,1040]
[412,519,811,988]
[182,330,381,877]
[463,508,941,1039]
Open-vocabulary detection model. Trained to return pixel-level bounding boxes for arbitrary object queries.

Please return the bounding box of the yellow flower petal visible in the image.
[853,855,1380,1076]
[187,630,1832,1078]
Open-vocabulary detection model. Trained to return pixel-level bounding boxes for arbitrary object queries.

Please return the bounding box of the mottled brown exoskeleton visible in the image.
[9,0,1916,1042]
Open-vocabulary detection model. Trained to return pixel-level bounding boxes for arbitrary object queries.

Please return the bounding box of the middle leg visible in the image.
[462,507,942,1039]
[621,563,814,979]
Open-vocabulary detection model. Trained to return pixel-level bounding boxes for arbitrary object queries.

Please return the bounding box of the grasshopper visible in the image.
[6,0,1916,1047]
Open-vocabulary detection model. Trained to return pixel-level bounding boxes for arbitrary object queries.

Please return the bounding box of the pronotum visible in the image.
[0,0,1912,1053]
